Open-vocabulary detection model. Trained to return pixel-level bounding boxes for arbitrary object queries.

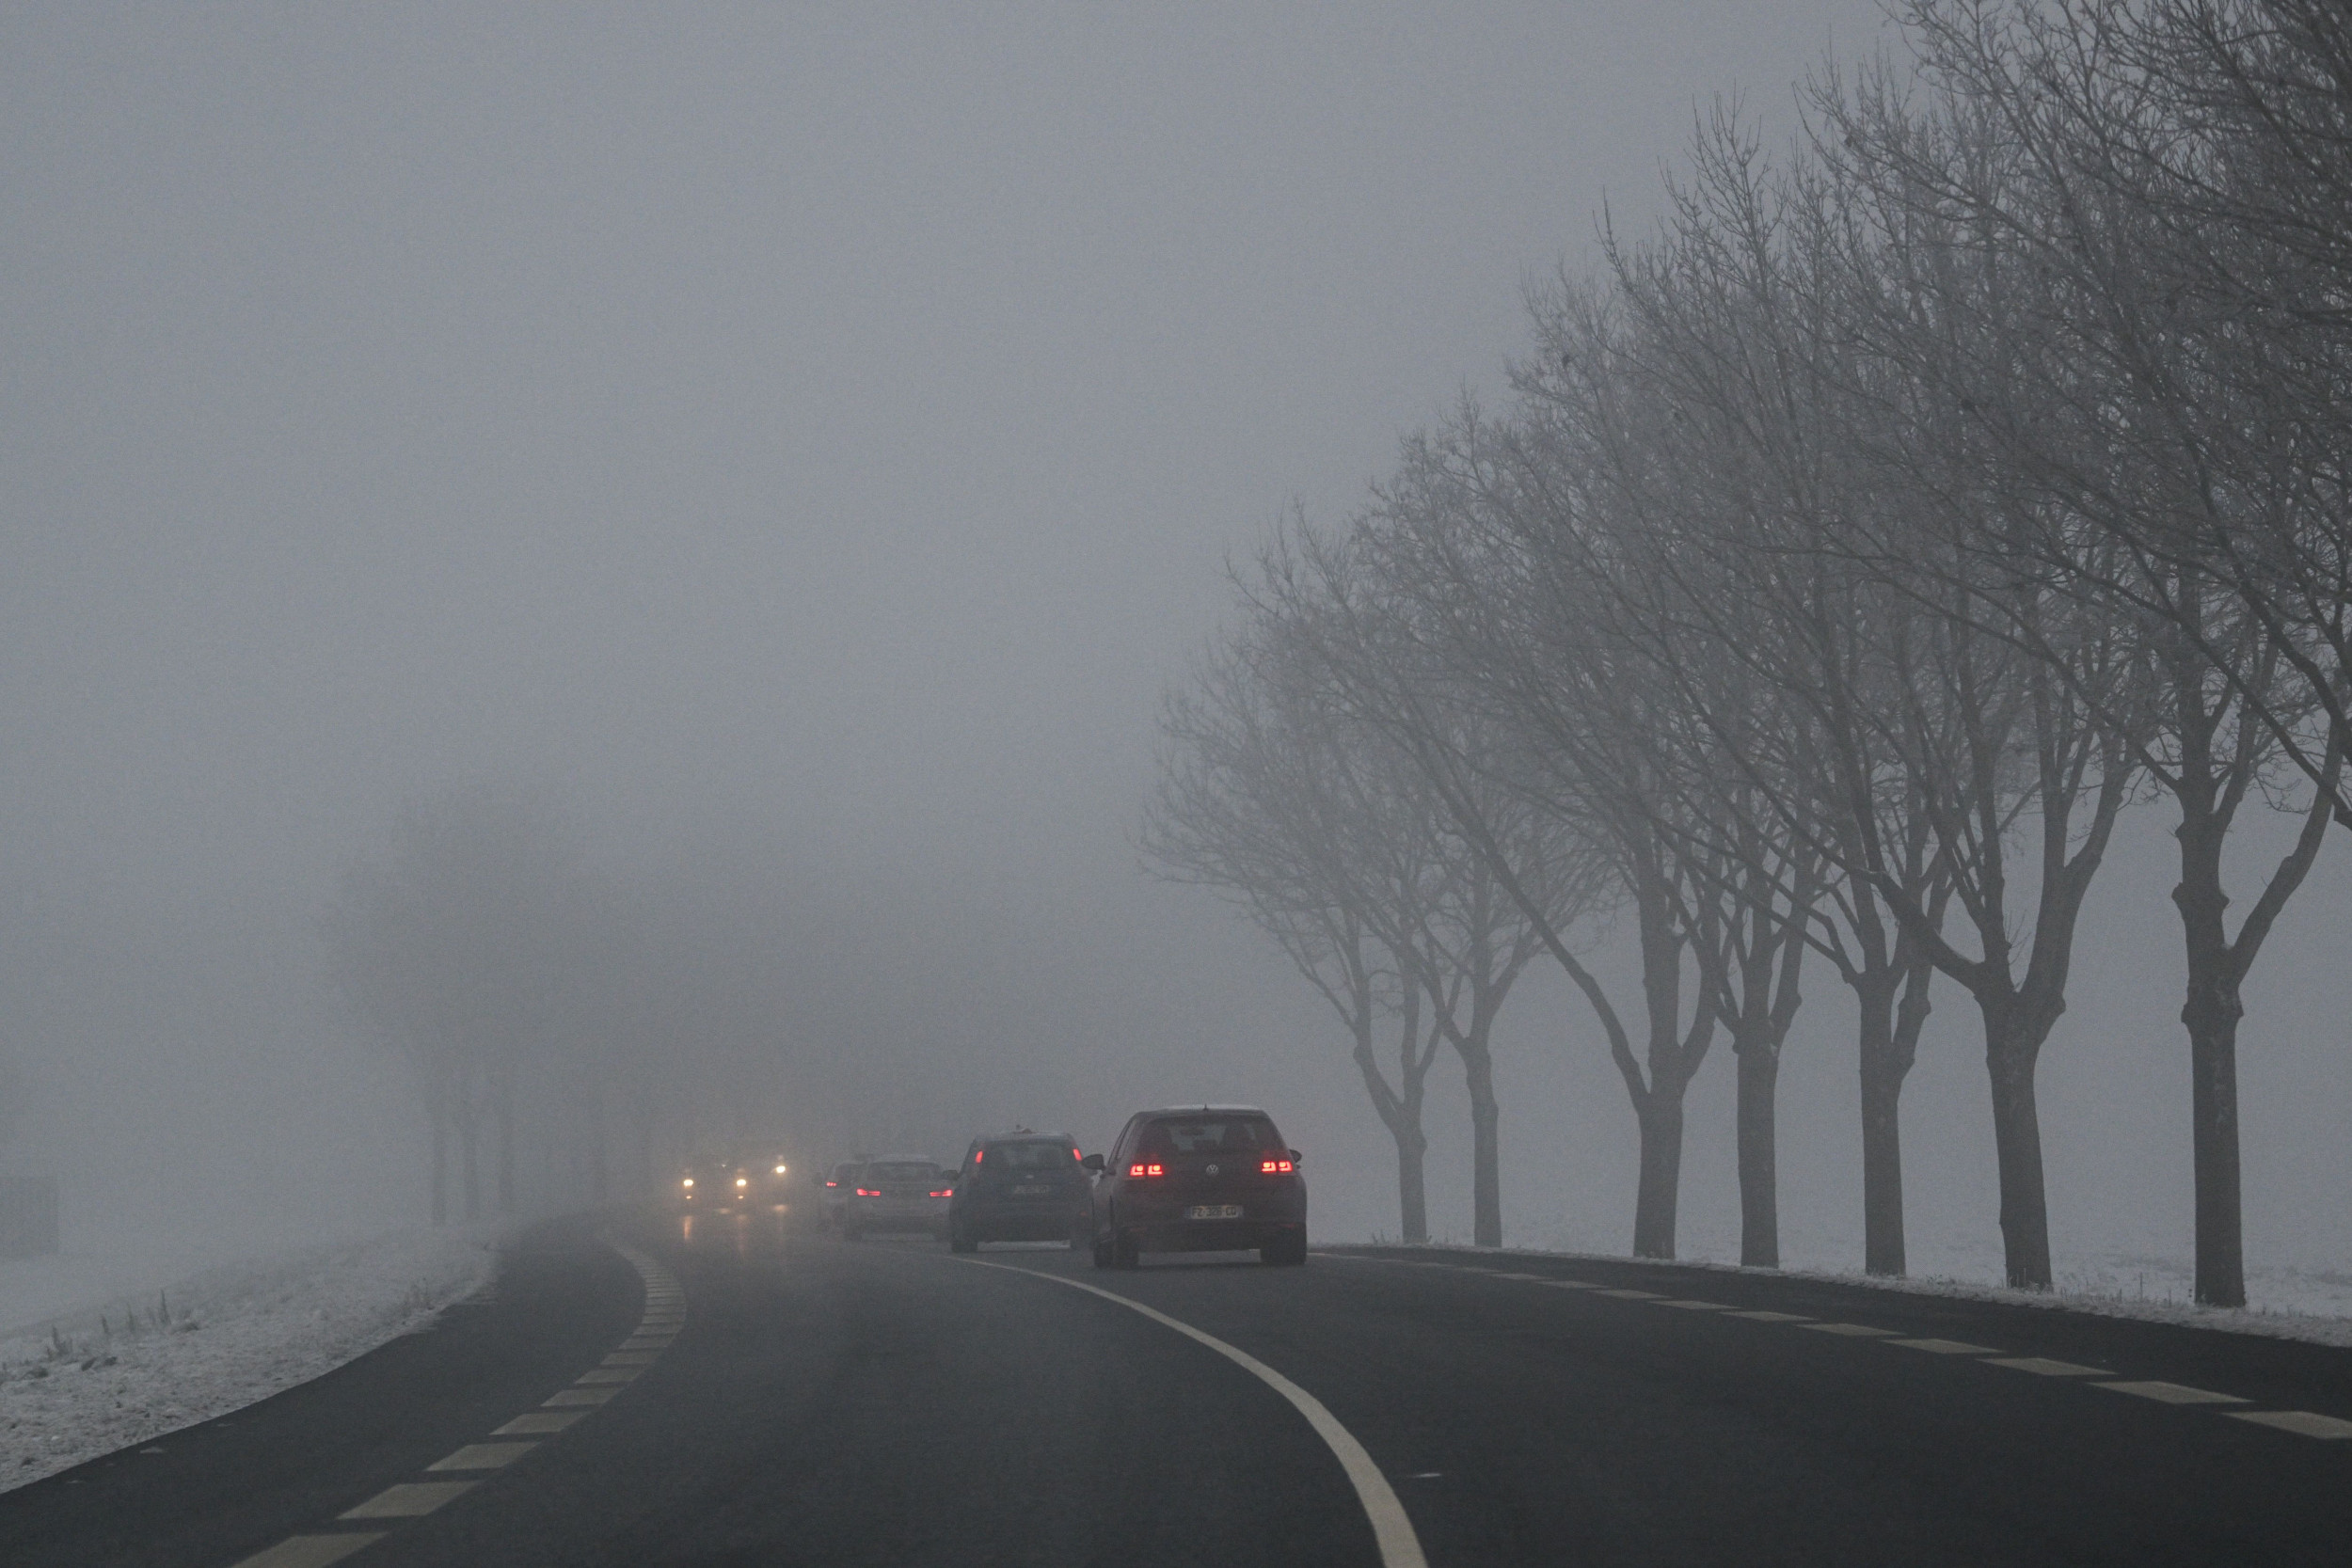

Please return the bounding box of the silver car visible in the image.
[842,1155,954,1240]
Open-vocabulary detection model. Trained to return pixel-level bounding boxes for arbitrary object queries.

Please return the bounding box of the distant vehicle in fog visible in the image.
[842,1155,953,1241]
[678,1148,795,1213]
[1083,1107,1306,1268]
[819,1160,866,1229]
[946,1132,1088,1252]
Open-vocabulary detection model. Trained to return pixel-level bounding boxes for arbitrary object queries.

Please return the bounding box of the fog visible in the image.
[7,3,2345,1304]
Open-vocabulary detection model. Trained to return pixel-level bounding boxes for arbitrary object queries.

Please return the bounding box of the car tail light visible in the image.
[929,1189,953,1198]
[1126,1163,1164,1179]
[824,1180,837,1188]
[1260,1158,1295,1174]
[973,1149,984,1164]
[855,1188,881,1197]
[1072,1148,1083,1161]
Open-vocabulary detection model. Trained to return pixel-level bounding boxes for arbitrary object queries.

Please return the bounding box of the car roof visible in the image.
[977,1131,1076,1145]
[1132,1106,1271,1118]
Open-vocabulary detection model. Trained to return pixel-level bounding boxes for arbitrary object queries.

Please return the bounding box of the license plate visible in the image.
[1011,1185,1050,1196]
[1185,1204,1244,1220]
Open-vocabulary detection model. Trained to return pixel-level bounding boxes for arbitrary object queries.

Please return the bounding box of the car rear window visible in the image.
[986,1140,1079,1169]
[1138,1118,1278,1155]
[866,1162,939,1182]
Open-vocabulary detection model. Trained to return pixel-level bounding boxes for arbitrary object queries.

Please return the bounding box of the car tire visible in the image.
[1111,1227,1141,1270]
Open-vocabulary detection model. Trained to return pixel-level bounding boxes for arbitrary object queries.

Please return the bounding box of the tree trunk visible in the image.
[1983,1010,2053,1290]
[495,1069,517,1217]
[1854,961,1930,1277]
[1631,1093,1684,1259]
[1393,1124,1429,1244]
[459,1110,482,1223]
[1735,1039,1780,1269]
[2174,809,2247,1307]
[1459,1041,1502,1247]
[429,1103,450,1228]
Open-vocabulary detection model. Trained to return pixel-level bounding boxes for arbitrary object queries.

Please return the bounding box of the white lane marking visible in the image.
[1888,1338,2000,1355]
[1729,1310,1809,1322]
[963,1259,1428,1568]
[1486,1272,1550,1281]
[1987,1357,2109,1377]
[1597,1289,1662,1300]
[2229,1410,2352,1439]
[2096,1380,2248,1405]
[230,1534,385,1568]
[604,1351,660,1366]
[1653,1300,1730,1311]
[575,1367,641,1385]
[1801,1323,1898,1338]
[339,1481,477,1519]
[544,1386,619,1406]
[427,1442,537,1471]
[493,1412,584,1435]
[1542,1280,1600,1291]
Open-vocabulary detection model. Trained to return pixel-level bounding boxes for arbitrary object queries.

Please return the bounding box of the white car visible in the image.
[842,1155,954,1240]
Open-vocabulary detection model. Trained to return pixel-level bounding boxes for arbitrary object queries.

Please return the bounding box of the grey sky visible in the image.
[30,2,2338,1283]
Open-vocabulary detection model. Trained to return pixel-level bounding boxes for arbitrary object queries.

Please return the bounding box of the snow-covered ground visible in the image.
[0,1227,497,1491]
[1391,1237,2352,1351]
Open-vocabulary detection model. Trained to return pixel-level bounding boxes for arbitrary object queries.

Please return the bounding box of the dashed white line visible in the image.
[230,1534,386,1568]
[493,1411,584,1435]
[426,1442,537,1472]
[2230,1410,2352,1439]
[2096,1380,2248,1405]
[1800,1323,1898,1338]
[1986,1357,2109,1377]
[1887,1338,1999,1355]
[338,1481,477,1519]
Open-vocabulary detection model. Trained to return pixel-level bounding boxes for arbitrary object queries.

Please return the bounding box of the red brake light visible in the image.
[1072,1148,1083,1161]
[824,1180,836,1188]
[929,1189,953,1197]
[1260,1159,1294,1174]
[1127,1162,1164,1178]
[855,1187,881,1197]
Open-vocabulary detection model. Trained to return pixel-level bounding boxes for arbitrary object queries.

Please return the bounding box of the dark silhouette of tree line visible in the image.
[1145,1,2350,1307]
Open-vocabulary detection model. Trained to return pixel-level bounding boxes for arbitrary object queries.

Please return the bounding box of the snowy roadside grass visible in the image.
[1352,1239,2352,1351]
[0,1227,497,1492]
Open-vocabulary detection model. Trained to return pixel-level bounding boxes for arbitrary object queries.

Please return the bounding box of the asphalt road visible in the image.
[6,1210,2351,1566]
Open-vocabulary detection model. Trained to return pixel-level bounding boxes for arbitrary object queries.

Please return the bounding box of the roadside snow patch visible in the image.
[0,1227,495,1491]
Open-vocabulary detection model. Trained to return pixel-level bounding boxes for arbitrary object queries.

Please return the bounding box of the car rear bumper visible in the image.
[1132,1218,1304,1253]
[849,1200,947,1230]
[956,1201,1083,1241]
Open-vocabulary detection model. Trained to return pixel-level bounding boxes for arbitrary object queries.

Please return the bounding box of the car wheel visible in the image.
[1260,1228,1307,1266]
[1112,1227,1141,1270]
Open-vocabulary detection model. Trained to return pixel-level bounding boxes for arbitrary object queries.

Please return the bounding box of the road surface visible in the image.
[5,1210,2349,1566]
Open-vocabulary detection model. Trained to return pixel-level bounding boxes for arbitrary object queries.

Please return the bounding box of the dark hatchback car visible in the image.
[1084,1106,1305,1268]
[947,1132,1088,1252]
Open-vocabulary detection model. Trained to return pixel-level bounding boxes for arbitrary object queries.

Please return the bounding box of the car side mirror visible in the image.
[1081,1153,1105,1173]
[1288,1149,1303,1165]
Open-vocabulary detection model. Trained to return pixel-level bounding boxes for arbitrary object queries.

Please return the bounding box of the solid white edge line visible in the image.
[961,1259,1428,1568]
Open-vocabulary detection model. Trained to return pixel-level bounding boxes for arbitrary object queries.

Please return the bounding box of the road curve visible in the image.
[4,1212,2349,1566]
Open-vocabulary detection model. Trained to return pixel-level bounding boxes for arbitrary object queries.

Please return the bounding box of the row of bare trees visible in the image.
[322,789,717,1225]
[1147,0,2349,1305]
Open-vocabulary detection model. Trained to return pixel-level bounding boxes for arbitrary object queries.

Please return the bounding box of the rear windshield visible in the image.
[1137,1118,1278,1155]
[986,1140,1079,1170]
[866,1162,939,1183]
